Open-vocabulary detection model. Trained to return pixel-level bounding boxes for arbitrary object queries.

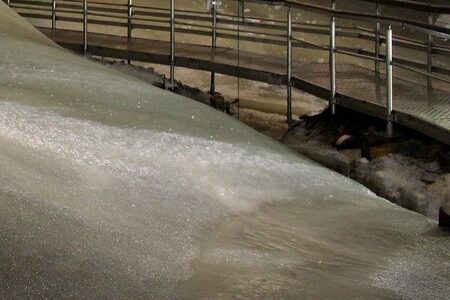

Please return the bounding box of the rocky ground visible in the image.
[283,111,450,221]
[98,59,450,221]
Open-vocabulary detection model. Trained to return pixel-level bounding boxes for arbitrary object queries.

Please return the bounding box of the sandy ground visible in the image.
[98,59,450,220]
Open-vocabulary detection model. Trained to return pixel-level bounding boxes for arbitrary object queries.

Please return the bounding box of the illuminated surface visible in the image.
[0,4,449,299]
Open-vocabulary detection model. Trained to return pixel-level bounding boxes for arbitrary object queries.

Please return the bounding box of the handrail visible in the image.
[11,0,450,55]
[358,0,450,14]
[285,0,450,38]
[11,1,449,38]
[291,37,329,51]
[7,0,450,79]
[392,62,450,85]
[21,5,450,81]
[5,0,450,144]
[335,48,385,62]
[10,0,450,80]
[254,0,450,14]
[12,0,450,18]
[11,2,450,60]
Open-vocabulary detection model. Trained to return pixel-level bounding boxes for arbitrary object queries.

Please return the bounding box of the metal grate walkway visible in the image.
[40,28,450,145]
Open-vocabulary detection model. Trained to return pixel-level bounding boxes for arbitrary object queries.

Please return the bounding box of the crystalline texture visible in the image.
[0,3,448,299]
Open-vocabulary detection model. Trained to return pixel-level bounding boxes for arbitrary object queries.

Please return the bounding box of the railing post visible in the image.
[375,0,380,73]
[127,0,133,64]
[170,0,175,89]
[52,0,56,34]
[83,0,88,56]
[386,25,393,137]
[210,0,218,95]
[7,0,10,6]
[239,0,245,21]
[427,12,433,90]
[286,5,293,126]
[330,0,337,115]
[127,0,133,39]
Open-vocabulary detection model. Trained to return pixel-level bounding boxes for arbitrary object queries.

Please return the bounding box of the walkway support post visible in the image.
[286,5,293,126]
[52,0,56,33]
[127,0,133,64]
[83,0,88,56]
[375,0,380,73]
[170,0,175,89]
[427,12,433,90]
[127,0,133,39]
[330,0,337,115]
[7,0,10,6]
[386,25,393,137]
[210,0,218,95]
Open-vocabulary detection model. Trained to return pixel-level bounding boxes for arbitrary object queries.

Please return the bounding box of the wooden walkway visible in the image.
[40,28,450,145]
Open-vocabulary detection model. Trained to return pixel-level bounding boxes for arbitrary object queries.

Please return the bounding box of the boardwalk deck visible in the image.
[40,28,450,145]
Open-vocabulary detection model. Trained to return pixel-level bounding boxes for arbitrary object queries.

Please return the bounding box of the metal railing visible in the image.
[5,0,450,135]
[287,4,293,126]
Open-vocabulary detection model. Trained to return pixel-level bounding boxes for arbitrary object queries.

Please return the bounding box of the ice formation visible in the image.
[0,3,448,299]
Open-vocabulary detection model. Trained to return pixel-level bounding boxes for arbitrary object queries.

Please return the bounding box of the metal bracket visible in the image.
[331,95,339,105]
[207,0,221,13]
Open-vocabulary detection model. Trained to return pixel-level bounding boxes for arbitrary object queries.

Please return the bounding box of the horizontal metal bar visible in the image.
[87,11,128,20]
[86,1,126,8]
[357,0,450,14]
[285,0,450,38]
[252,0,450,14]
[392,62,450,84]
[342,47,450,77]
[335,48,384,62]
[132,4,211,17]
[10,0,51,7]
[291,37,329,51]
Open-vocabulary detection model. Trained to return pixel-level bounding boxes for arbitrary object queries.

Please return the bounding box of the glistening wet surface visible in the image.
[0,2,449,299]
[182,200,450,299]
